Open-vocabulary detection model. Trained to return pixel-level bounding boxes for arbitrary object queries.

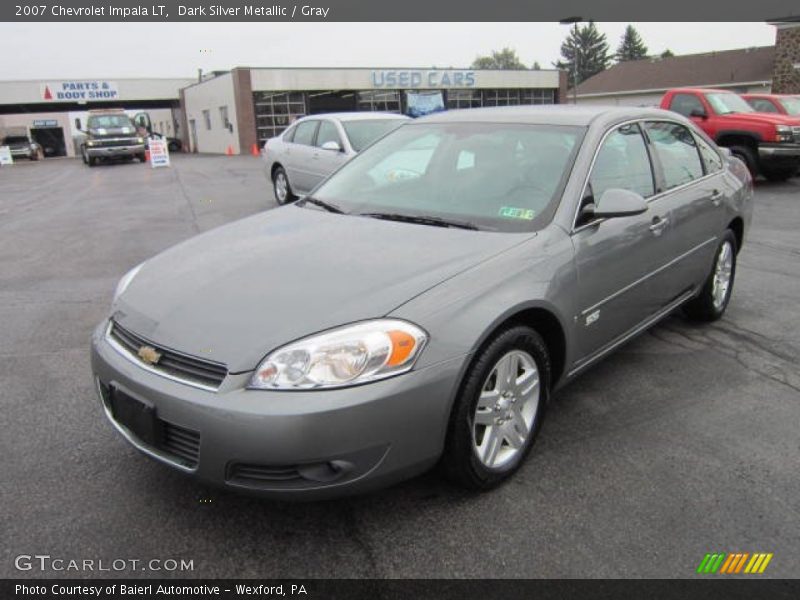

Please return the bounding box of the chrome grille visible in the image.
[793,126,800,143]
[108,321,228,390]
[93,137,140,147]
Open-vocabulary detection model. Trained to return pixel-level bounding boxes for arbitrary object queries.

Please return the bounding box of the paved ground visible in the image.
[1,156,799,579]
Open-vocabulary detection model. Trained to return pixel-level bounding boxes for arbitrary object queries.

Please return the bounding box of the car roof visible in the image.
[415,105,681,128]
[298,112,410,122]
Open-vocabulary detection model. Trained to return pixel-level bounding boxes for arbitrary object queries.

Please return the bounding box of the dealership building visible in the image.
[0,67,566,156]
[180,67,567,154]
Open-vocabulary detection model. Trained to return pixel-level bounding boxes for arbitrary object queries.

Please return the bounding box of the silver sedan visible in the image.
[263,112,409,204]
[92,105,752,499]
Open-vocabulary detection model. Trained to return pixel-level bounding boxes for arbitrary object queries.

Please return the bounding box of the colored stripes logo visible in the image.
[697,552,773,574]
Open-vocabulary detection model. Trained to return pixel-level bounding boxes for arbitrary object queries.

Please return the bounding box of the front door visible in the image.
[570,122,670,367]
[285,119,320,195]
[310,120,349,188]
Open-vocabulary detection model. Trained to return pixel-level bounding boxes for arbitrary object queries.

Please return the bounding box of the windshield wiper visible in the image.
[359,212,479,230]
[299,196,344,214]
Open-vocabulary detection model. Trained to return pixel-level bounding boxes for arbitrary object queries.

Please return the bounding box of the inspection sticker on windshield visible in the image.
[499,206,535,220]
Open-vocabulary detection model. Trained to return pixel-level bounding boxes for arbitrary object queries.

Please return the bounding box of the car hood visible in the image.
[89,126,137,138]
[115,206,530,372]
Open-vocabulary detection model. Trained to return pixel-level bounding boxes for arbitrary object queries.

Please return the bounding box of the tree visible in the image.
[660,49,675,58]
[616,25,648,62]
[554,22,611,87]
[532,61,541,70]
[471,47,527,70]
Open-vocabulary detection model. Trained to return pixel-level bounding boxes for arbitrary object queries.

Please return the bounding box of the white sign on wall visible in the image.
[148,137,170,168]
[41,81,120,102]
[0,146,13,166]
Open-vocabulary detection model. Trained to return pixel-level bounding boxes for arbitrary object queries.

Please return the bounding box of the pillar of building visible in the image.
[771,21,800,94]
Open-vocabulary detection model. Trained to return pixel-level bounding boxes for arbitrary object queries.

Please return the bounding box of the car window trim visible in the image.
[571,117,721,234]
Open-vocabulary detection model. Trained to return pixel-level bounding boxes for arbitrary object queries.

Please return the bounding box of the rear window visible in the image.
[343,119,406,152]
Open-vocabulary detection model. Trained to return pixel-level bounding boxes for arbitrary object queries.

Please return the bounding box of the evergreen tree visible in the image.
[616,25,649,62]
[661,49,675,58]
[554,22,611,86]
[471,48,527,70]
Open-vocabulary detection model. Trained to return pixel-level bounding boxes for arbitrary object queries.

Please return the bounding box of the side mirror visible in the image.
[689,108,707,119]
[320,140,342,152]
[593,188,649,219]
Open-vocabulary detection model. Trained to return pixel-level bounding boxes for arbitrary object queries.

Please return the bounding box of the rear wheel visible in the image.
[272,166,296,205]
[441,325,549,490]
[728,145,758,178]
[684,230,737,322]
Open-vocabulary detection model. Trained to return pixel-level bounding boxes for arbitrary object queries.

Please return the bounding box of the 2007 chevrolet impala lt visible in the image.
[91,106,753,499]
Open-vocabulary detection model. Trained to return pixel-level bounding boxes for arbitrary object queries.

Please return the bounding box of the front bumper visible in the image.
[90,321,465,499]
[86,144,144,158]
[9,148,32,158]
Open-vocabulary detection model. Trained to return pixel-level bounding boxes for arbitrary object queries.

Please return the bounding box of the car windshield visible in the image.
[778,97,800,115]
[2,136,29,144]
[87,114,134,130]
[311,122,584,233]
[704,93,755,115]
[342,119,407,152]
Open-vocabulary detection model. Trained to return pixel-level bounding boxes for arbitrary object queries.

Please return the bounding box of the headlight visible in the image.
[86,140,96,147]
[776,125,793,143]
[249,319,428,390]
[113,263,143,303]
[137,137,145,144]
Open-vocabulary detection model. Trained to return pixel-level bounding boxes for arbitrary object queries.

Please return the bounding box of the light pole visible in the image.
[559,17,583,104]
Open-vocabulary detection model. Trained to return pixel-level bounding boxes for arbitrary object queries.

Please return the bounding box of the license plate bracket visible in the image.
[109,387,163,447]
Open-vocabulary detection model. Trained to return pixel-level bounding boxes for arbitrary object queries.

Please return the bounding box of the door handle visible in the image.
[710,189,723,206]
[649,216,669,236]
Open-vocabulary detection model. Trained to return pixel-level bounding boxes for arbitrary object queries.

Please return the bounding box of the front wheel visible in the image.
[441,325,550,490]
[683,230,737,322]
[272,167,296,205]
[729,145,758,178]
[137,153,147,163]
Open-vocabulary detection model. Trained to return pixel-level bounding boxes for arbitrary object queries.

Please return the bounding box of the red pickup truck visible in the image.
[660,88,800,181]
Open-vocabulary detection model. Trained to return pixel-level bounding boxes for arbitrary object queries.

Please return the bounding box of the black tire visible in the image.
[81,146,88,165]
[87,156,97,167]
[137,153,147,163]
[683,230,738,322]
[728,145,758,178]
[168,141,180,152]
[441,325,550,491]
[272,166,296,205]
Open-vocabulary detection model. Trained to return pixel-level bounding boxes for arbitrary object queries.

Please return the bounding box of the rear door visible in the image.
[641,121,728,297]
[309,119,349,188]
[571,122,671,366]
[284,119,320,194]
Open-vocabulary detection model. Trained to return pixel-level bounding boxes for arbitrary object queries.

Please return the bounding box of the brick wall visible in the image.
[772,23,800,94]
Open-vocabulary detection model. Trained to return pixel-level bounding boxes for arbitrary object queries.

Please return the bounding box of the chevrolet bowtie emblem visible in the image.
[137,345,162,365]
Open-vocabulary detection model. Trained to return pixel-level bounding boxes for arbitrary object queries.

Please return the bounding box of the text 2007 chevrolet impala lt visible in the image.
[91,106,753,499]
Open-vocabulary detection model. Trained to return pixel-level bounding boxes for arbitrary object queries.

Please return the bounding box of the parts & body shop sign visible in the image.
[41,81,120,102]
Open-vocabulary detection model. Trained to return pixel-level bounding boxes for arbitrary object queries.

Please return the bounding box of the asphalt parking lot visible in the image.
[2,155,799,579]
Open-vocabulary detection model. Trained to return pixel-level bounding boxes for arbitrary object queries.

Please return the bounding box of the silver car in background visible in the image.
[92,106,752,499]
[263,112,410,204]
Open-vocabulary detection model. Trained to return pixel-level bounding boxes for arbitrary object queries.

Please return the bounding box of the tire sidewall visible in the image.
[273,168,291,205]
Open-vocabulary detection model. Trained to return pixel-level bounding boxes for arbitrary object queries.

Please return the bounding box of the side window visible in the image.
[749,98,779,113]
[694,133,724,174]
[292,120,318,146]
[669,93,705,118]
[589,123,655,202]
[315,121,342,148]
[644,122,704,189]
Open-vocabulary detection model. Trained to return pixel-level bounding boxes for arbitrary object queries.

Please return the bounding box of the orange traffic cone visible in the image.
[225,145,234,156]
[251,143,259,157]
[144,148,150,162]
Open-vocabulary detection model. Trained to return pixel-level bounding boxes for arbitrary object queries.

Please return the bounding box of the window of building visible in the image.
[589,123,655,201]
[202,110,211,130]
[447,89,482,109]
[253,91,306,145]
[219,106,229,128]
[643,121,704,189]
[357,90,401,113]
